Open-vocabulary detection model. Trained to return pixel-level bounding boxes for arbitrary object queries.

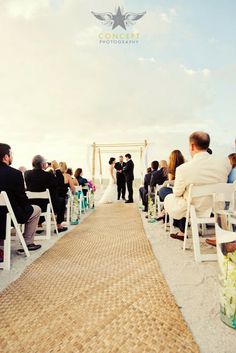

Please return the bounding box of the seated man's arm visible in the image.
[13,171,31,207]
[173,168,186,197]
[144,175,149,191]
[150,173,157,187]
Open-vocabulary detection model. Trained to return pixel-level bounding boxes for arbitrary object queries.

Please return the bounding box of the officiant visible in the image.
[115,155,126,200]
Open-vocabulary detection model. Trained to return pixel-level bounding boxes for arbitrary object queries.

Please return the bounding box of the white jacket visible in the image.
[164,151,231,219]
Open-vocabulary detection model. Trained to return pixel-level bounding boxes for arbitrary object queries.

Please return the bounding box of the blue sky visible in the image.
[0,0,235,174]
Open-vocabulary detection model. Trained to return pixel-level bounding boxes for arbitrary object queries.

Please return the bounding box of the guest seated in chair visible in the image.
[0,143,41,261]
[25,155,68,233]
[139,162,159,212]
[67,168,79,186]
[150,160,168,188]
[75,168,88,196]
[157,150,185,221]
[139,167,151,210]
[228,153,236,183]
[161,132,231,241]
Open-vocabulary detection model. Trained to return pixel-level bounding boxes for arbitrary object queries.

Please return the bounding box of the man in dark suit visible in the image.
[150,160,168,188]
[25,155,68,233]
[123,153,134,203]
[0,143,41,259]
[114,155,126,200]
[139,161,159,211]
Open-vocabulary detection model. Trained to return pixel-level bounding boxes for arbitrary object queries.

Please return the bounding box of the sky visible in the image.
[0,0,235,177]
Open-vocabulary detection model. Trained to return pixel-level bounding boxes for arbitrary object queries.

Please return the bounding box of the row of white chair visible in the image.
[151,181,236,262]
[0,187,95,270]
[66,187,91,225]
[183,182,235,262]
[1,188,66,270]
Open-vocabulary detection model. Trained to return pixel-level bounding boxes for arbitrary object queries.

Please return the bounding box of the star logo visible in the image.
[91,6,146,31]
[112,7,126,30]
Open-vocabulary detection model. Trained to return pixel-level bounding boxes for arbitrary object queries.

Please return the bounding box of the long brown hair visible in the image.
[74,168,82,178]
[168,150,185,179]
[228,153,236,168]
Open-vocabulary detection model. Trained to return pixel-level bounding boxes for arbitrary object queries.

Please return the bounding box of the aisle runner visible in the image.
[0,204,199,353]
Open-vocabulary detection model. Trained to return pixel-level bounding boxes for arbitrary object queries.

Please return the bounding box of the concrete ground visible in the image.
[141,211,236,353]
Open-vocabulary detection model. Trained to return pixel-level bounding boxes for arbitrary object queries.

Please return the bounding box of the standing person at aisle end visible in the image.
[115,155,126,201]
[123,153,134,203]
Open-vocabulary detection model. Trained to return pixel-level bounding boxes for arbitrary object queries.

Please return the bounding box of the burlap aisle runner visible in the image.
[0,204,199,353]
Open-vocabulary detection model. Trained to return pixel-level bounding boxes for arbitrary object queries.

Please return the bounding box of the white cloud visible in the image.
[158,8,177,24]
[138,57,156,63]
[180,65,211,77]
[4,0,51,19]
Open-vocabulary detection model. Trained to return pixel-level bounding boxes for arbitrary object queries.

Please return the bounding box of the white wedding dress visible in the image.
[99,165,117,204]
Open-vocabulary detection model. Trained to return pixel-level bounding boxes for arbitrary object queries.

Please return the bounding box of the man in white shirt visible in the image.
[160,131,231,240]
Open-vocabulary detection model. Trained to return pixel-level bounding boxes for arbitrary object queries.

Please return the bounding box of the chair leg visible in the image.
[183,211,189,251]
[51,210,58,235]
[15,225,30,257]
[190,207,202,262]
[164,212,168,232]
[66,199,71,226]
[201,223,207,236]
[46,207,51,240]
[4,214,11,270]
[169,216,174,235]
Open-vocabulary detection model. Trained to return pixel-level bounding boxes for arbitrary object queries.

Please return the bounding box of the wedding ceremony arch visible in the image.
[91,141,148,183]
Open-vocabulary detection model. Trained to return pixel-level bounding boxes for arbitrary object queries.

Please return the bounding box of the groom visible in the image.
[123,153,134,203]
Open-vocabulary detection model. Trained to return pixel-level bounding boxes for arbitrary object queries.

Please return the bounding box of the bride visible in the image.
[99,157,117,204]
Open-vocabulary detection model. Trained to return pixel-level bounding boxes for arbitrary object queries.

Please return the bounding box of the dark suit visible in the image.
[25,169,65,225]
[144,173,152,192]
[139,171,155,211]
[0,162,33,239]
[114,162,126,200]
[123,159,134,202]
[25,169,57,222]
[150,168,167,188]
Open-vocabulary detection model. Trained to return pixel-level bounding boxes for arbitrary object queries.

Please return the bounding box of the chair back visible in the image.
[26,190,49,200]
[0,192,6,206]
[190,183,233,199]
[0,191,18,226]
[188,183,234,209]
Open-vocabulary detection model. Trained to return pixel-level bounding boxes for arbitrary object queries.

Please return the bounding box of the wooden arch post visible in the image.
[92,142,96,183]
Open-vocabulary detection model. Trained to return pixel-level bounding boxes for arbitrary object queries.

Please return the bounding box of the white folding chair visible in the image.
[154,186,163,215]
[65,189,74,226]
[156,183,173,234]
[82,186,89,211]
[183,183,235,262]
[0,191,30,270]
[26,189,58,239]
[74,187,85,216]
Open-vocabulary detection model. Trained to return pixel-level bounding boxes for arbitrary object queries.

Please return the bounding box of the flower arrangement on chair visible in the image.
[147,191,157,223]
[87,180,96,208]
[88,180,96,192]
[220,249,236,329]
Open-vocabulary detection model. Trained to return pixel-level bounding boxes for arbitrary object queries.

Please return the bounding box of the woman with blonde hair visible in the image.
[58,162,76,193]
[52,162,75,232]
